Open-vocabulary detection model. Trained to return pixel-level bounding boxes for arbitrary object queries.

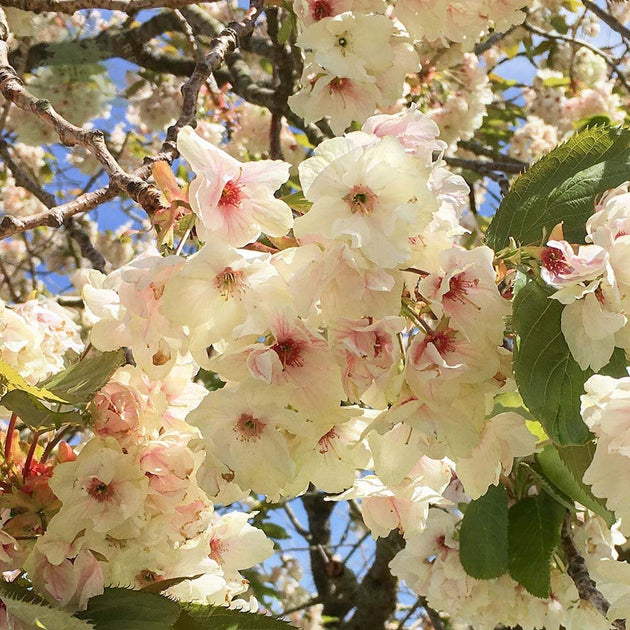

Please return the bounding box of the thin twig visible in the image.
[22,430,40,482]
[41,425,71,463]
[4,412,18,462]
[283,502,312,541]
[524,20,630,93]
[0,8,166,221]
[583,0,630,41]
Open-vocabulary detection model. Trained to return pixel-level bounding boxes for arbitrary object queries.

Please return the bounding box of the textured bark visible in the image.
[341,531,403,630]
[562,513,626,630]
[302,493,357,622]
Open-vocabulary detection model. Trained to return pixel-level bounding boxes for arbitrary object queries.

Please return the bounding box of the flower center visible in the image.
[344,185,377,216]
[87,477,114,502]
[209,537,228,564]
[318,428,338,454]
[311,0,332,20]
[329,77,350,93]
[235,413,266,441]
[443,272,480,307]
[215,266,246,299]
[149,281,165,300]
[219,179,242,208]
[373,332,387,358]
[272,338,304,369]
[541,246,572,276]
[429,329,457,356]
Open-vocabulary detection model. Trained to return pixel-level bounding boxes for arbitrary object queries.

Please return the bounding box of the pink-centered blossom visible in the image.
[177,126,292,246]
[540,239,608,288]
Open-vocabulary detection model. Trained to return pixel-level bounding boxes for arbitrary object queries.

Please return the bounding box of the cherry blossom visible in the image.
[177,126,292,246]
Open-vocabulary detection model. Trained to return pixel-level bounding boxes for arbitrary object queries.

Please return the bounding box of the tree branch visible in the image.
[63,218,106,273]
[341,531,403,630]
[0,184,115,240]
[141,0,265,174]
[0,8,166,219]
[444,156,525,175]
[457,139,528,168]
[561,513,626,630]
[0,136,55,207]
[20,12,187,72]
[0,0,264,240]
[302,492,357,621]
[0,137,107,271]
[1,0,213,15]
[523,21,630,94]
[583,0,630,42]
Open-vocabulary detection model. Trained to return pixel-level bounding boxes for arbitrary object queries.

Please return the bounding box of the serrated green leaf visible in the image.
[537,443,615,526]
[76,588,180,630]
[508,492,565,598]
[173,609,205,630]
[1,389,85,430]
[486,126,630,250]
[512,280,627,445]
[180,603,295,629]
[40,350,126,404]
[572,114,612,131]
[0,360,67,403]
[519,462,576,512]
[0,580,93,630]
[459,483,509,580]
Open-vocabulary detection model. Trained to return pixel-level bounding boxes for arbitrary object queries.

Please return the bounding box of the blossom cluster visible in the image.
[4,1,630,626]
[61,110,611,628]
[540,183,630,371]
[392,509,629,630]
[288,0,524,135]
[0,299,275,616]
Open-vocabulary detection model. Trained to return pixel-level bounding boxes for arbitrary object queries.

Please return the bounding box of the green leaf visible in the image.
[280,190,312,213]
[542,76,571,88]
[512,280,627,445]
[0,580,93,630]
[550,14,569,33]
[179,604,295,629]
[486,126,630,250]
[490,391,533,420]
[518,462,576,513]
[572,114,612,131]
[277,14,294,45]
[195,368,225,392]
[508,492,565,598]
[259,522,291,540]
[76,588,181,630]
[1,390,85,430]
[537,443,615,526]
[239,570,281,605]
[0,359,67,403]
[41,350,126,404]
[459,483,509,579]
